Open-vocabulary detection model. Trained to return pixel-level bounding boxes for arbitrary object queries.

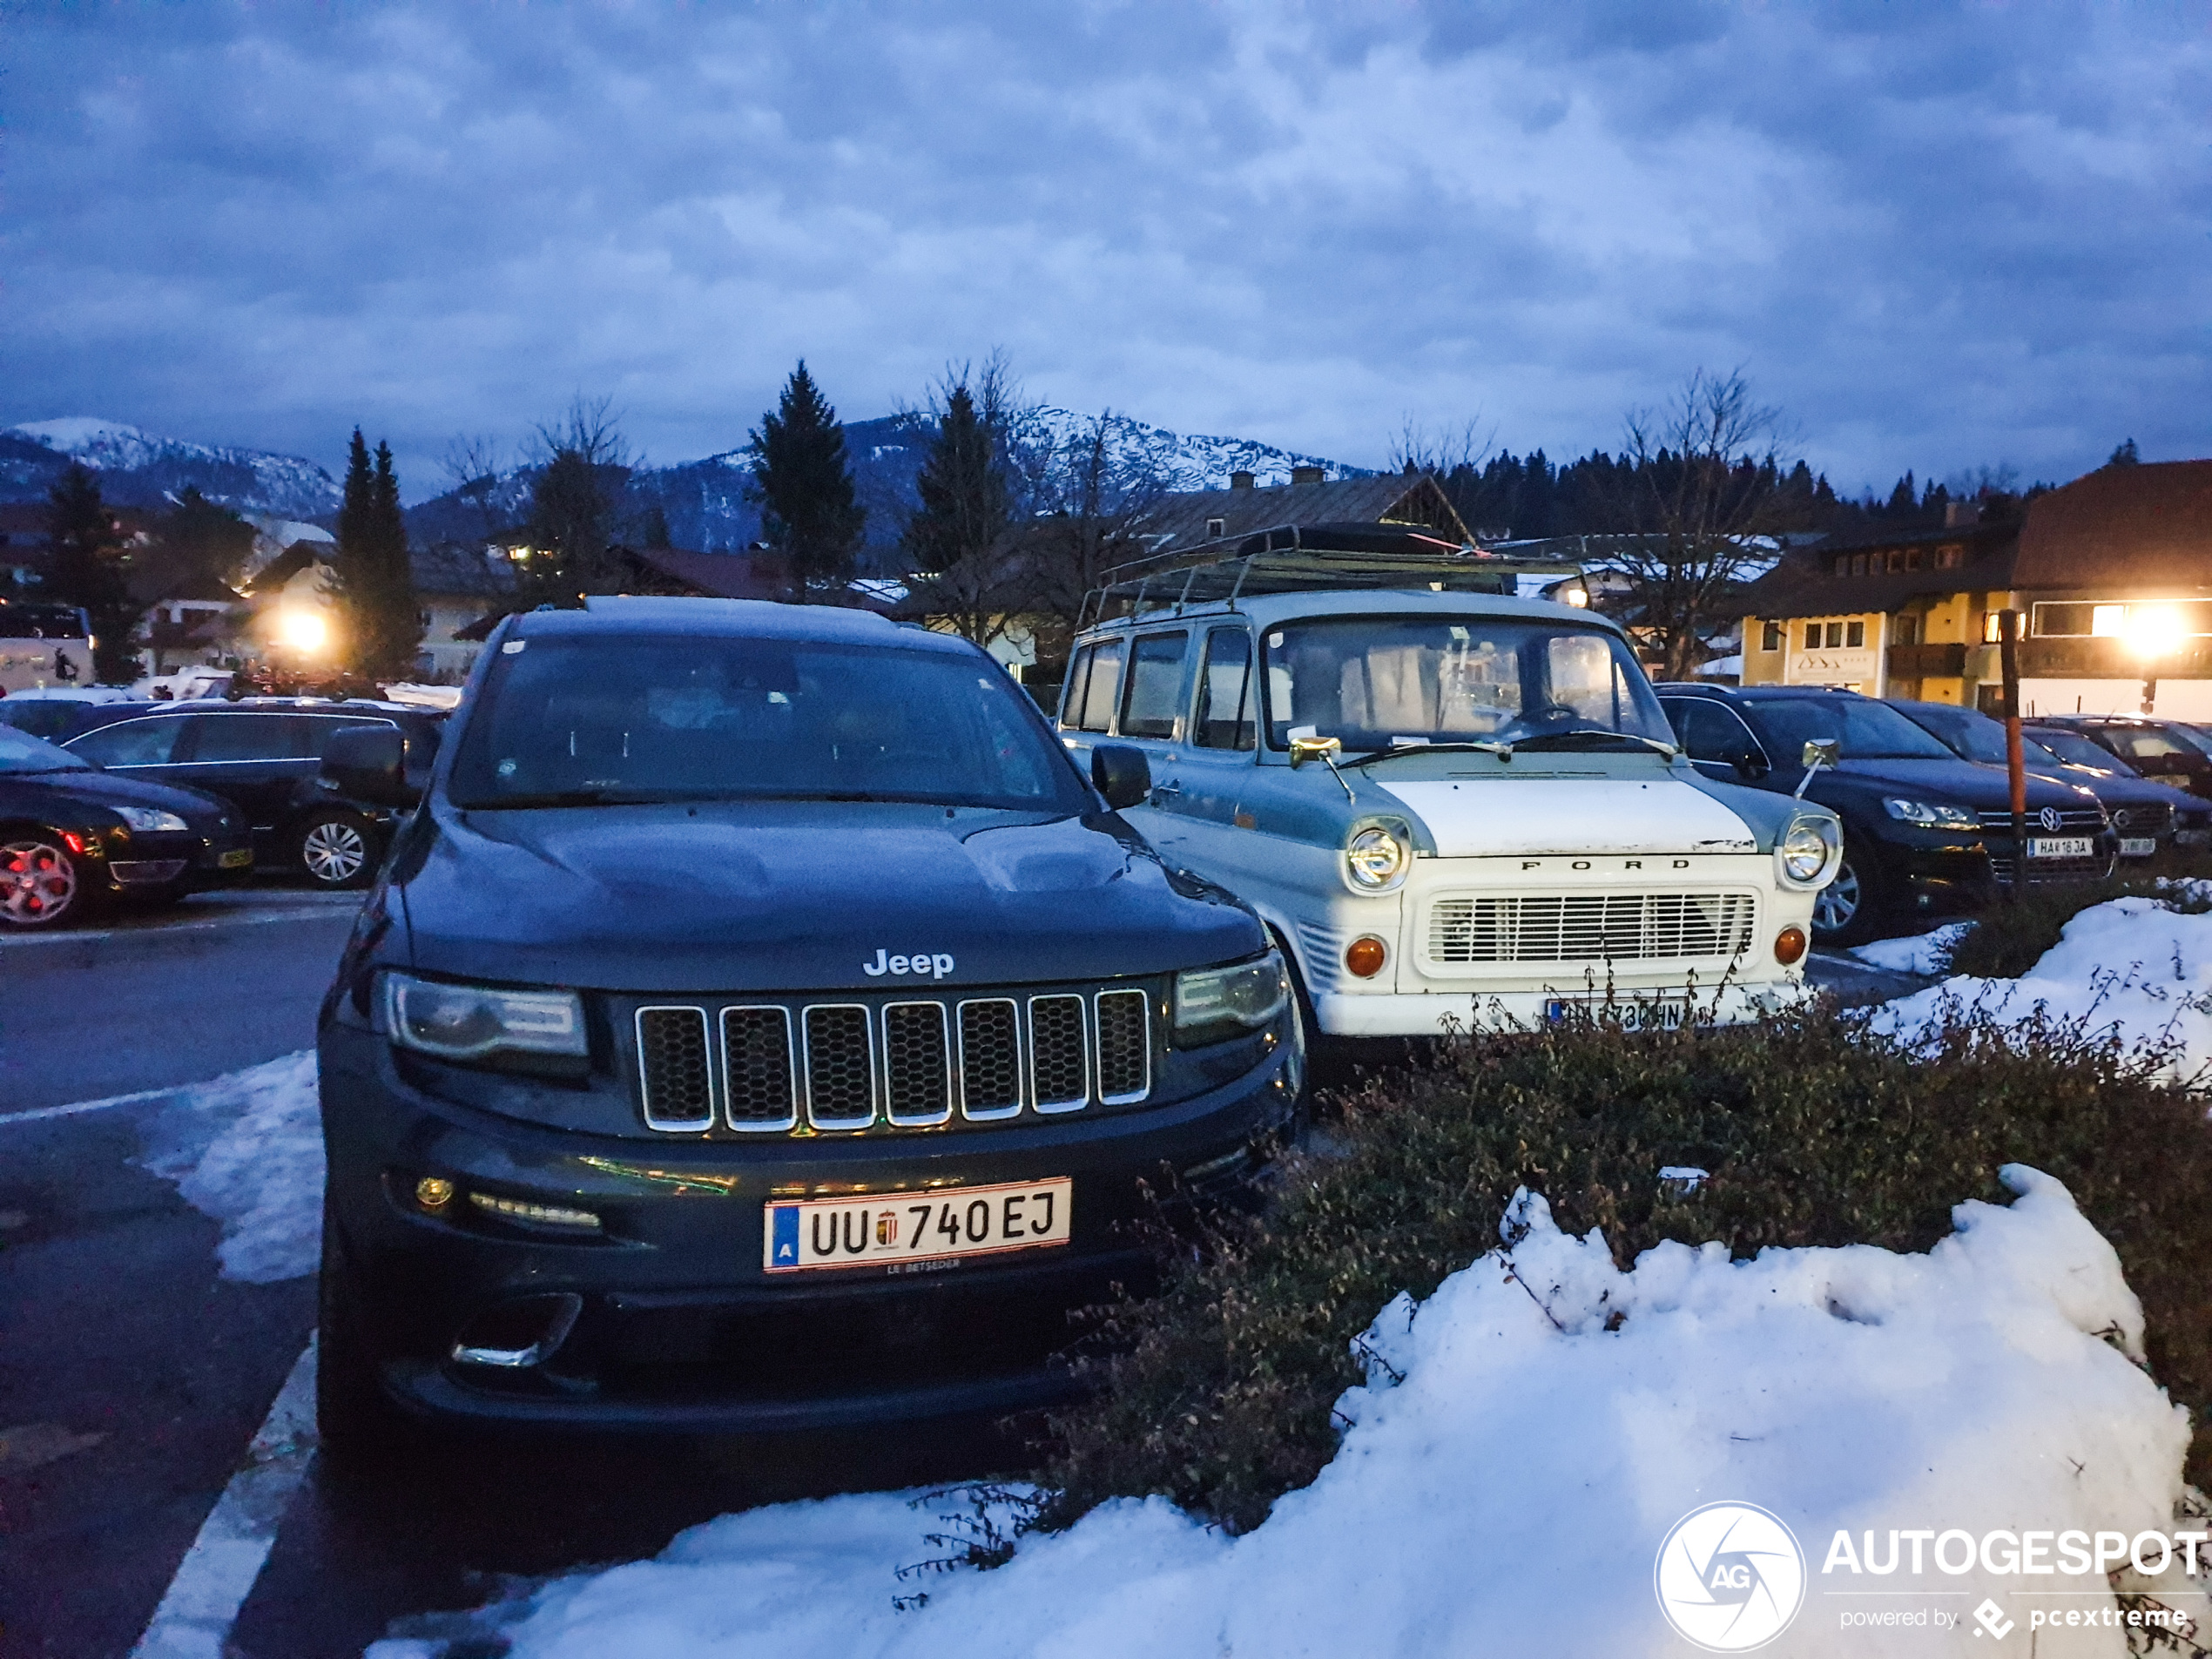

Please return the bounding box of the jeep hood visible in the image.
[397,800,1261,993]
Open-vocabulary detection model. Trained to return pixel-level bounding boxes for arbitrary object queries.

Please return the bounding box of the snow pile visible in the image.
[373,1167,2191,1659]
[1874,898,2212,1076]
[1851,921,1973,976]
[137,1050,322,1283]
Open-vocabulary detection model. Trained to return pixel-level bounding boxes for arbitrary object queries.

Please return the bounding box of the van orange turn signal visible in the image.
[1345,935,1388,979]
[1774,927,1808,967]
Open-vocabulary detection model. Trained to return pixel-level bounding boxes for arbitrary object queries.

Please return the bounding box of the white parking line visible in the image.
[0,1083,185,1130]
[0,902,358,948]
[130,1337,319,1659]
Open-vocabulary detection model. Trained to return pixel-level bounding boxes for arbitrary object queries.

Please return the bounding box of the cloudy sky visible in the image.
[3,1,2206,499]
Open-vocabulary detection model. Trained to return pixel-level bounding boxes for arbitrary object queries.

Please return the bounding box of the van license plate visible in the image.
[763,1177,1073,1274]
[2028,837,2094,859]
[1543,997,1690,1031]
[219,848,253,868]
[2119,837,2157,858]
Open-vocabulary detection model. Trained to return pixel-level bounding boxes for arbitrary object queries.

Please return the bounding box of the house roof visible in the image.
[411,541,519,599]
[1140,474,1469,552]
[1731,521,2020,619]
[2012,460,2212,592]
[623,546,792,601]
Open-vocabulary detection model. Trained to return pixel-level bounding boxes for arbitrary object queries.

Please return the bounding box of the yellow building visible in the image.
[1737,508,2019,707]
[1737,462,2212,716]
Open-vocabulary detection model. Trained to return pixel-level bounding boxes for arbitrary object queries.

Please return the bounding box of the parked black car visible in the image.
[314,597,1304,1457]
[2027,715,2212,804]
[1888,700,2211,860]
[0,694,151,744]
[58,699,443,888]
[1656,685,2111,944]
[0,724,253,927]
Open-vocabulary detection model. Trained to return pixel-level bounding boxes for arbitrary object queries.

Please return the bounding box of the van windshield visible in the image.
[448,634,1085,812]
[1259,616,1671,752]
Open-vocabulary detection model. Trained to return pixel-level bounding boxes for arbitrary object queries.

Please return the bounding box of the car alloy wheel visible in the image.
[300,816,371,887]
[1811,860,1861,936]
[1,837,79,927]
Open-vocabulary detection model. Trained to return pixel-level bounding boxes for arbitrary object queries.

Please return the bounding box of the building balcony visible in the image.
[1887,641,1966,678]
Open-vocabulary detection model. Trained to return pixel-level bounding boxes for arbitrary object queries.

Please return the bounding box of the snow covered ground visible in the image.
[137,1049,321,1284]
[1851,920,1973,977]
[1874,898,2212,1077]
[368,1167,2201,1659]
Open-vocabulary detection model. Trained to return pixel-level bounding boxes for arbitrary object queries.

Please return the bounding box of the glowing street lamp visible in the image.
[278,608,329,655]
[2126,604,2183,714]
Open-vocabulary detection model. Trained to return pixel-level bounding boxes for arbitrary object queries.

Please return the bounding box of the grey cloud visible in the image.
[2,1,2204,502]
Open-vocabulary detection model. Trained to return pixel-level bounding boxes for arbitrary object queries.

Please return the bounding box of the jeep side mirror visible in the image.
[1091,743,1152,811]
[321,725,412,807]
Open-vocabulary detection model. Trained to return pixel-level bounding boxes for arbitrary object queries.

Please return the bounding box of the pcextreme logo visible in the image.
[1656,1501,1808,1652]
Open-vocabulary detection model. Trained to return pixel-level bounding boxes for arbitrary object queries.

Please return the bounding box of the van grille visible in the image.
[628,988,1156,1135]
[1425,893,1758,966]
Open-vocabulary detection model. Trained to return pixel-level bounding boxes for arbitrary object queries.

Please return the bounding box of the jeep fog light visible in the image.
[382,972,587,1062]
[1175,951,1289,1045]
[1774,926,1808,967]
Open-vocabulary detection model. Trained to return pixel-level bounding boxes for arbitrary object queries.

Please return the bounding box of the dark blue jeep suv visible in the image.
[314,597,1301,1455]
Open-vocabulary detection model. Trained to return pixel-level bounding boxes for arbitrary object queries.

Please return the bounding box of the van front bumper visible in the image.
[1314,975,1811,1038]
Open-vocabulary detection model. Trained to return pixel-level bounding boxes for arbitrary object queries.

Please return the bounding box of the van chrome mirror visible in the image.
[1794,737,1840,800]
[1289,734,1342,769]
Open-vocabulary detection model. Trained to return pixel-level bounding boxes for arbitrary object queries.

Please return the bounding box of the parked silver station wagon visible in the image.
[1056,533,1844,1038]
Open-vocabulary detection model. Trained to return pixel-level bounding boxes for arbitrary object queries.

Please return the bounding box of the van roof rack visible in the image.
[1080,523,1586,628]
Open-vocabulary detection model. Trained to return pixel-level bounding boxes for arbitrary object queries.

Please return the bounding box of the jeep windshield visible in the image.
[448,633,1086,813]
[1259,616,1672,753]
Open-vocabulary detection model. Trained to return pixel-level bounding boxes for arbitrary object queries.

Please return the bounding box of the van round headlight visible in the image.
[1345,824,1410,891]
[1777,817,1839,887]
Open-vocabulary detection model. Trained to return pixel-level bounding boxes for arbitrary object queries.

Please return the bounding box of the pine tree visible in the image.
[521,397,631,604]
[44,462,141,683]
[2108,438,2141,468]
[333,430,423,679]
[748,361,866,599]
[900,381,1018,647]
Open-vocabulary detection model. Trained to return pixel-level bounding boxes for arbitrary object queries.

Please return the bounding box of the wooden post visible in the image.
[1999,609,2025,903]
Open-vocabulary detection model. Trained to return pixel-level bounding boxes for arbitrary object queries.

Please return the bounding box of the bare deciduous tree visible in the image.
[1606,369,1807,680]
[442,434,511,543]
[522,395,635,603]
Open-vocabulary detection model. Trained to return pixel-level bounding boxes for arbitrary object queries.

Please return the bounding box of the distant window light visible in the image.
[2092,604,2127,637]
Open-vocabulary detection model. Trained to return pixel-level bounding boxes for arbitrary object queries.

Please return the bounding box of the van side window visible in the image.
[1195,629,1255,751]
[1076,638,1124,732]
[1119,632,1189,739]
[1060,645,1095,728]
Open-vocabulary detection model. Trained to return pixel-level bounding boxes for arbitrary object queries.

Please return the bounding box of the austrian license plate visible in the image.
[2028,837,2094,859]
[1543,997,1690,1032]
[2119,837,2158,858]
[218,848,253,868]
[763,1177,1073,1274]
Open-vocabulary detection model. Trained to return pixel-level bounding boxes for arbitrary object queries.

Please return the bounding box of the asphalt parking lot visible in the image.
[0,891,1934,1659]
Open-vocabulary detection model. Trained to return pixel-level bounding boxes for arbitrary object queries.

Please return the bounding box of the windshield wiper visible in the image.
[1343,738,1513,766]
[1507,728,1680,758]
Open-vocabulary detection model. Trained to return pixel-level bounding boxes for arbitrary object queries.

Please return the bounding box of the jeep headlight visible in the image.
[1777,816,1839,887]
[1881,796,1979,832]
[1344,822,1411,892]
[114,806,189,833]
[381,972,587,1062]
[1175,950,1289,1046]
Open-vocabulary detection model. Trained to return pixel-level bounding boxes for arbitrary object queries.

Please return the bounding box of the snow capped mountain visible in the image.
[2,419,341,519]
[410,407,1366,556]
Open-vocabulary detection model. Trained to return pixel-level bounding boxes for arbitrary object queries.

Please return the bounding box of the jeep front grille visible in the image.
[1424,892,1758,967]
[636,1007,715,1131]
[628,988,1155,1135]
